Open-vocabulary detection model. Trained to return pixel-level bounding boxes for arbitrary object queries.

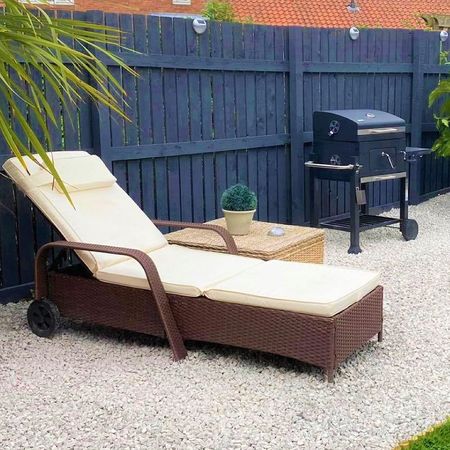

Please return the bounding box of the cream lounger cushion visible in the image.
[27,154,117,193]
[98,250,380,315]
[2,152,168,272]
[95,244,264,297]
[204,260,380,317]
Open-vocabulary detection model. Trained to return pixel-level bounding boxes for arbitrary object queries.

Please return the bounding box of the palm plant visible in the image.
[0,0,136,203]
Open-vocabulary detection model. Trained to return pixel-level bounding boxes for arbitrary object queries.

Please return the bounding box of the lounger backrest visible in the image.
[3,151,168,272]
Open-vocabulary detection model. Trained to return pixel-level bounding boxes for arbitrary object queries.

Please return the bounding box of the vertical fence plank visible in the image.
[210,22,227,217]
[121,13,141,207]
[234,23,249,188]
[313,29,329,219]
[87,10,108,159]
[0,177,19,289]
[327,29,339,216]
[411,31,426,147]
[105,13,126,188]
[10,73,35,284]
[161,17,181,223]
[288,27,305,224]
[187,20,205,223]
[135,14,156,219]
[276,28,289,223]
[58,9,80,152]
[409,30,426,204]
[223,22,238,189]
[266,27,279,223]
[174,18,193,223]
[336,29,347,215]
[148,16,169,222]
[14,191,34,286]
[244,25,258,206]
[199,23,215,221]
[255,25,268,220]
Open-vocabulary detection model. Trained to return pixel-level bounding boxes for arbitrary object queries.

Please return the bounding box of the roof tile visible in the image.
[231,0,450,28]
[54,0,450,29]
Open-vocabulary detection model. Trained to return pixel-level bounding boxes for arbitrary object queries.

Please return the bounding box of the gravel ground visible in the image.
[1,194,449,450]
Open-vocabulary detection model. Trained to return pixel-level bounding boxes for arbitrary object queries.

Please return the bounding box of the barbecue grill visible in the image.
[306,109,421,254]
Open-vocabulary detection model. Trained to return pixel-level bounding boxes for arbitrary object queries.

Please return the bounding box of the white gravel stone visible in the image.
[0,194,449,450]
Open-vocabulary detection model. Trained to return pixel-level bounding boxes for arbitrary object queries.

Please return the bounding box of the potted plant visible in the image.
[221,184,257,235]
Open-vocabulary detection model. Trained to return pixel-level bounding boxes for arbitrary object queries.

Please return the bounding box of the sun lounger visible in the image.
[3,151,383,381]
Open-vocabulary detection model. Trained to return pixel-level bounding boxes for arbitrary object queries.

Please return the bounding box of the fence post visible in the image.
[86,10,112,167]
[409,30,425,205]
[288,27,305,224]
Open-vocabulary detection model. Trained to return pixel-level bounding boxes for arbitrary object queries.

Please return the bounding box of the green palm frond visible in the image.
[0,0,137,203]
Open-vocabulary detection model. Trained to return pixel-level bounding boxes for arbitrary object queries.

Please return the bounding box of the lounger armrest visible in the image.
[34,240,187,361]
[153,220,238,255]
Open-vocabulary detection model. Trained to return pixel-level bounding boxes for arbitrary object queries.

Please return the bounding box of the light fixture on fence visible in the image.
[347,0,360,40]
[440,30,449,42]
[192,18,208,35]
[349,27,360,40]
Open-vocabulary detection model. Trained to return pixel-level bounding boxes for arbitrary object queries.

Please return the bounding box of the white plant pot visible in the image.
[222,209,256,236]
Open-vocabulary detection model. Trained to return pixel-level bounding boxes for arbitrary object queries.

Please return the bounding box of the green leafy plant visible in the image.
[202,0,235,22]
[439,50,449,65]
[0,0,136,203]
[429,51,450,157]
[221,184,257,211]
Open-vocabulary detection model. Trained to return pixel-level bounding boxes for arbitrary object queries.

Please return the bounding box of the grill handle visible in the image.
[305,161,357,170]
[381,151,395,169]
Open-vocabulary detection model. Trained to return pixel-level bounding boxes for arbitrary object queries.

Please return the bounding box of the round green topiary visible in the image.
[221,184,257,211]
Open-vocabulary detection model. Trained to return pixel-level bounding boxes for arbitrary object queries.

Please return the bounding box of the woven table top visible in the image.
[166,219,325,259]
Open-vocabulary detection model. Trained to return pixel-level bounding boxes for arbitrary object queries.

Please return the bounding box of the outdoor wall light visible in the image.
[349,27,360,40]
[192,18,207,35]
[440,30,449,43]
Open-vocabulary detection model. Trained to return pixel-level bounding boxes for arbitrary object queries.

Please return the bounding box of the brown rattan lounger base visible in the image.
[42,266,383,382]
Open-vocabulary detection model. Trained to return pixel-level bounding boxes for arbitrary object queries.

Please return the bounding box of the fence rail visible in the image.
[0,11,449,302]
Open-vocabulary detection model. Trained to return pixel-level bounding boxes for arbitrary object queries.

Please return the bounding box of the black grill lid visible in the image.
[313,109,406,142]
[317,109,404,128]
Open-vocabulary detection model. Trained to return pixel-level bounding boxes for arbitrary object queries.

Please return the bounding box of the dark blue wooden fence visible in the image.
[0,11,449,302]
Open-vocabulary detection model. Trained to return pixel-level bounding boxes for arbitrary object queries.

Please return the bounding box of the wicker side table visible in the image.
[165,219,325,264]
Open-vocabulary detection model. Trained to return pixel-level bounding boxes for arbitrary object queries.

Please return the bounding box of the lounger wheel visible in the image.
[27,299,60,338]
[401,219,418,241]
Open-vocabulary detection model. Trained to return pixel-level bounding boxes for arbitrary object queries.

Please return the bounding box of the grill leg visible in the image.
[348,171,362,254]
[309,170,320,228]
[399,175,408,231]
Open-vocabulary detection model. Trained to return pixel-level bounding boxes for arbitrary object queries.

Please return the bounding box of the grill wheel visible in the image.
[401,219,419,241]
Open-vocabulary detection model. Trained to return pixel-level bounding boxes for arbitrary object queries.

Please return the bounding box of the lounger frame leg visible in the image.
[34,241,188,361]
[326,368,335,383]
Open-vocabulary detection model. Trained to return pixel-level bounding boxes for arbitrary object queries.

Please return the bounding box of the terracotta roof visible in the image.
[51,0,450,29]
[231,0,301,26]
[63,0,205,15]
[231,0,450,29]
